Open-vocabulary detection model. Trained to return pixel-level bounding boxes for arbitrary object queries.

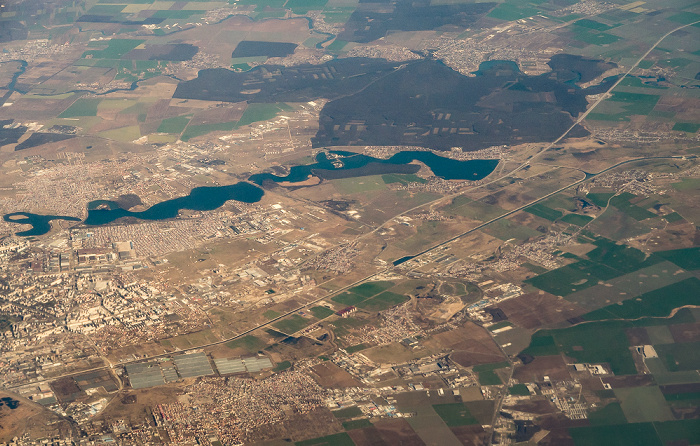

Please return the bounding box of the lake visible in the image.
[250,150,499,185]
[3,212,81,237]
[4,150,497,235]
[83,182,264,226]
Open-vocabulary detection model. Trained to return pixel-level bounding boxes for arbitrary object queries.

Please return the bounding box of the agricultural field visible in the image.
[525,236,667,297]
[330,281,410,312]
[521,308,699,376]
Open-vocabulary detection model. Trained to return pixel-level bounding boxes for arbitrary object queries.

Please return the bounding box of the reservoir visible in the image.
[4,150,497,235]
[3,212,81,237]
[249,150,499,185]
[83,182,264,226]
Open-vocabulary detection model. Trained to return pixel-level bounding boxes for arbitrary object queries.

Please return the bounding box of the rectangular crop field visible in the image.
[432,403,479,427]
[157,115,190,134]
[569,423,662,446]
[295,432,355,446]
[58,98,101,118]
[348,281,394,297]
[356,291,408,312]
[656,341,700,372]
[272,314,313,334]
[560,213,593,226]
[657,247,700,270]
[331,292,366,306]
[225,335,266,352]
[583,277,700,320]
[309,306,335,319]
[524,203,563,221]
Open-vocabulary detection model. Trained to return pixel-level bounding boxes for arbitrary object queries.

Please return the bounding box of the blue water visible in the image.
[472,60,521,76]
[250,150,499,185]
[3,212,80,237]
[84,182,264,226]
[5,150,497,235]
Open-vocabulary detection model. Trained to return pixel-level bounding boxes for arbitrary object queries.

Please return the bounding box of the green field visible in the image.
[331,292,366,306]
[657,247,700,270]
[656,341,700,372]
[329,317,369,337]
[569,423,663,446]
[83,38,144,59]
[526,238,661,296]
[668,11,700,24]
[237,103,287,127]
[525,259,617,296]
[445,196,506,221]
[272,314,312,334]
[588,92,660,121]
[263,310,282,320]
[382,173,427,185]
[157,115,190,134]
[615,387,673,422]
[99,125,141,142]
[345,343,368,354]
[326,39,348,51]
[265,328,287,338]
[654,419,700,445]
[432,403,479,427]
[295,432,355,446]
[587,238,660,274]
[671,177,700,191]
[586,192,615,206]
[483,218,541,241]
[58,98,101,118]
[523,321,636,375]
[523,262,548,274]
[587,402,627,426]
[663,212,684,223]
[342,418,372,430]
[181,122,237,141]
[225,335,266,352]
[231,63,252,71]
[234,0,286,10]
[560,213,594,226]
[332,406,363,419]
[663,391,700,402]
[151,9,203,19]
[273,360,291,371]
[488,3,540,20]
[285,0,328,13]
[524,203,563,221]
[473,361,510,373]
[356,291,409,312]
[672,122,700,132]
[619,76,667,89]
[332,176,387,194]
[573,18,611,31]
[508,384,531,396]
[478,371,503,386]
[349,281,394,297]
[523,310,697,376]
[609,193,657,221]
[583,277,700,321]
[309,306,335,319]
[87,4,126,14]
[573,30,620,45]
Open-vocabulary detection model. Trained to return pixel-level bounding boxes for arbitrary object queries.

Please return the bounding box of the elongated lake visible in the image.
[5,150,497,235]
